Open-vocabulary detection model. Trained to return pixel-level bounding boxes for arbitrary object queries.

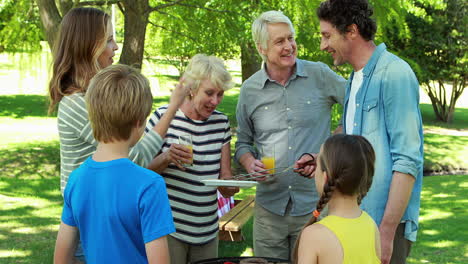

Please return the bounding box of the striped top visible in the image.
[146,105,231,244]
[57,93,164,194]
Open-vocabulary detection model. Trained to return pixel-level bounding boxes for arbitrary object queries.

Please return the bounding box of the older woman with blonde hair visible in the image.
[148,54,239,264]
[49,7,187,263]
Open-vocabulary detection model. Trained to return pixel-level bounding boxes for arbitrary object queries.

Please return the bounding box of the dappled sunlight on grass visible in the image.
[0,117,58,147]
[0,95,50,118]
[0,190,61,263]
[240,247,254,256]
[423,133,468,171]
[421,229,439,236]
[419,209,452,221]
[0,249,31,258]
[235,187,256,200]
[407,175,468,264]
[0,140,60,181]
[432,193,455,198]
[421,240,457,248]
[11,227,39,235]
[421,104,468,131]
[0,83,466,263]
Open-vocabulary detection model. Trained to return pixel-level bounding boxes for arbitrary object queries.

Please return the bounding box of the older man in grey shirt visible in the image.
[235,11,346,260]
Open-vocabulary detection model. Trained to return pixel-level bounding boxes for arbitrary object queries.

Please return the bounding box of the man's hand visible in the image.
[378,171,415,263]
[379,224,396,264]
[293,153,317,178]
[247,159,270,181]
[239,153,269,181]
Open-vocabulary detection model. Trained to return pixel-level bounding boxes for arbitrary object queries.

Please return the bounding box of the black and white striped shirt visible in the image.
[146,105,231,244]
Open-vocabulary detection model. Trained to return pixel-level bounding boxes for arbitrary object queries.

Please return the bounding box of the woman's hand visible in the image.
[164,143,193,170]
[218,186,239,198]
[169,78,191,108]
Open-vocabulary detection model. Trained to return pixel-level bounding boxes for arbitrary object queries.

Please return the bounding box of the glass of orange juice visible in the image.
[178,134,193,167]
[261,145,275,174]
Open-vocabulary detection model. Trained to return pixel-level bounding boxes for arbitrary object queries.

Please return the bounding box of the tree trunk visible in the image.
[58,0,74,16]
[119,0,150,69]
[240,41,262,82]
[35,0,62,50]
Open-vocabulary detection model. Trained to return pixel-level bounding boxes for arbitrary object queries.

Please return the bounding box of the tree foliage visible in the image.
[5,0,407,80]
[384,0,467,123]
[0,0,43,52]
[145,0,405,79]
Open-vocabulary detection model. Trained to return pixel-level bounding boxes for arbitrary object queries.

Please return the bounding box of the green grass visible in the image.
[0,85,467,263]
[420,103,468,130]
[407,175,468,264]
[0,140,62,263]
[219,176,468,263]
[424,134,468,172]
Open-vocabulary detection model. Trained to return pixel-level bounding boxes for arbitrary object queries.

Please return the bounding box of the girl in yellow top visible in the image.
[294,134,381,264]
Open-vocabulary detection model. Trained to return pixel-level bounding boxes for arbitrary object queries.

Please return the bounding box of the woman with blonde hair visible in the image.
[49,7,187,263]
[148,54,239,264]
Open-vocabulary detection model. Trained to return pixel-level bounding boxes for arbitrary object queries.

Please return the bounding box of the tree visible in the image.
[0,0,43,52]
[384,0,467,123]
[6,0,406,80]
[34,0,189,68]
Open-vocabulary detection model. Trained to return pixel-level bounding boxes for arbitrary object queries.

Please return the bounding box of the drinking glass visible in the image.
[178,134,193,167]
[261,144,275,174]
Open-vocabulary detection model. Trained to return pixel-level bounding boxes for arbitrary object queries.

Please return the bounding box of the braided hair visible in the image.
[292,134,375,263]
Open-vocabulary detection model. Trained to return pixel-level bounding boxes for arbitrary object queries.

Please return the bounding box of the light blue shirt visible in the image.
[235,59,346,216]
[344,43,424,241]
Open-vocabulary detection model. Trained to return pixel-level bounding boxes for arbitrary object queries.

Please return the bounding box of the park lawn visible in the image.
[1,157,466,263]
[220,175,468,264]
[1,95,466,172]
[0,94,466,263]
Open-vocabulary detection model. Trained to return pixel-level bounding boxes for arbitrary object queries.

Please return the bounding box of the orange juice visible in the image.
[261,156,275,174]
[184,145,193,166]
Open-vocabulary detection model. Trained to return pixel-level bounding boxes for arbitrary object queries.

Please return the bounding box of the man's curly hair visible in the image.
[317,0,377,41]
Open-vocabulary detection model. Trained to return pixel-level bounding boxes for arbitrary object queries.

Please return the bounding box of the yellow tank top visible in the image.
[317,211,380,264]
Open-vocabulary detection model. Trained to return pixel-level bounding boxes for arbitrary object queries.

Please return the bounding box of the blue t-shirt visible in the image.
[62,157,175,264]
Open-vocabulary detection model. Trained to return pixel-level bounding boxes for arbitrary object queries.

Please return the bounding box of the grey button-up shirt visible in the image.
[235,59,346,216]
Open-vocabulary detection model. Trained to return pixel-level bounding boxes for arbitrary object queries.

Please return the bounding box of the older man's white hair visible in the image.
[251,10,296,62]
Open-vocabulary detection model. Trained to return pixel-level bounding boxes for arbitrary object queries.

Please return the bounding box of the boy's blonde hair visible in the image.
[85,64,153,143]
[183,54,233,95]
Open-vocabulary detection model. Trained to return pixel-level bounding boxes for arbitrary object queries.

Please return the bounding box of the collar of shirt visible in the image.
[258,59,308,88]
[362,43,387,77]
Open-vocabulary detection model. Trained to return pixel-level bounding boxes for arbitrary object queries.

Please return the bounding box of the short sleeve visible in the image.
[139,177,175,243]
[61,188,77,227]
[145,108,163,133]
[223,118,232,145]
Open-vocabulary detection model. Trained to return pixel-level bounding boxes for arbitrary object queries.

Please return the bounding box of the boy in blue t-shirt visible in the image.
[53,64,175,264]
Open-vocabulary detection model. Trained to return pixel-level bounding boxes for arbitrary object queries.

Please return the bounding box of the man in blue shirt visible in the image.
[54,65,175,264]
[313,0,424,263]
